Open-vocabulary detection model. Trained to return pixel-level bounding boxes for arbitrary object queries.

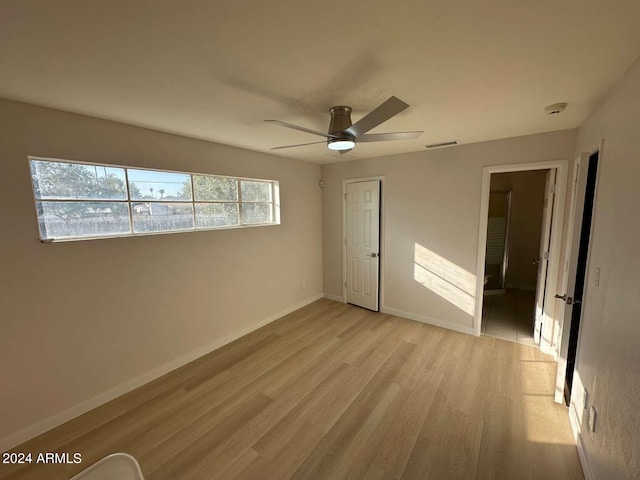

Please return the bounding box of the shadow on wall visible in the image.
[413,243,477,317]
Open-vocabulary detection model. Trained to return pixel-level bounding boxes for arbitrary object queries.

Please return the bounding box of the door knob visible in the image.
[555,294,580,305]
[533,259,541,265]
[368,252,379,258]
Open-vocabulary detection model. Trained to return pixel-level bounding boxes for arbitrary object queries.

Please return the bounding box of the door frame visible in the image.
[474,160,568,355]
[342,176,385,309]
[555,141,603,404]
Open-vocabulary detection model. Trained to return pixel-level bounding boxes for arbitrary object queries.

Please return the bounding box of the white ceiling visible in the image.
[2,0,640,164]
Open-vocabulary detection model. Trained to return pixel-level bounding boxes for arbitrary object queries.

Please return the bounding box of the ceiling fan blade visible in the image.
[270,140,327,150]
[357,131,423,143]
[265,119,339,139]
[345,96,409,138]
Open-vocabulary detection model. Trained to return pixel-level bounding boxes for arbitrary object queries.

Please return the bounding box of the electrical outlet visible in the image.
[589,405,597,432]
[594,267,601,287]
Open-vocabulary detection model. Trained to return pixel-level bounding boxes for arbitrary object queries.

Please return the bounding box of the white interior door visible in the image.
[345,180,380,311]
[554,154,588,403]
[533,169,556,343]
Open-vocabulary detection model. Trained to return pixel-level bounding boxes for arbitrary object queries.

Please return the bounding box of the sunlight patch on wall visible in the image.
[413,243,477,316]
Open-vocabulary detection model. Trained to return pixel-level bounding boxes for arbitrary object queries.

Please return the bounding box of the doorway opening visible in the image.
[474,160,568,356]
[481,169,552,345]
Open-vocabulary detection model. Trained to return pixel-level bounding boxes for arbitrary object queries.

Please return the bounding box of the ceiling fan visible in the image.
[265,96,423,153]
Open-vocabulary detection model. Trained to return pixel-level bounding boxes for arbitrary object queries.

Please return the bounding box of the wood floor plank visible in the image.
[411,406,483,479]
[1,300,584,480]
[164,350,335,479]
[232,422,325,480]
[371,367,443,478]
[146,392,273,480]
[290,381,402,479]
[209,448,259,480]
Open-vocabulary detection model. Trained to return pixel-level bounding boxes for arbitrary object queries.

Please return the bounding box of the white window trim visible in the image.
[29,156,281,243]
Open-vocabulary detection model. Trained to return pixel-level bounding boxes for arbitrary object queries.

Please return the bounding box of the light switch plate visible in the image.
[595,267,601,286]
[589,406,597,432]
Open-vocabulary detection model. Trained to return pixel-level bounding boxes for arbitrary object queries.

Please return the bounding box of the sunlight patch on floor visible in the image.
[519,350,576,446]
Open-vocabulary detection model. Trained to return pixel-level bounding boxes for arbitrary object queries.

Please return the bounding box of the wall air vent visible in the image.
[425,140,459,149]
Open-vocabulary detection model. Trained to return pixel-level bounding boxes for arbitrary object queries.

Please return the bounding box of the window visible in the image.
[29,158,280,241]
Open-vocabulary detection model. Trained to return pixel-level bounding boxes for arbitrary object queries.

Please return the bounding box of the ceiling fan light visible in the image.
[328,140,355,151]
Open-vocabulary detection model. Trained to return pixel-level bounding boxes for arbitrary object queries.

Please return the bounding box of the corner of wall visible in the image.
[323,293,344,303]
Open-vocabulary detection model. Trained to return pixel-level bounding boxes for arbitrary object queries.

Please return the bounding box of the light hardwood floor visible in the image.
[1,299,583,480]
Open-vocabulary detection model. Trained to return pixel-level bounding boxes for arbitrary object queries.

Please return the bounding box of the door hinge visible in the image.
[543,251,549,260]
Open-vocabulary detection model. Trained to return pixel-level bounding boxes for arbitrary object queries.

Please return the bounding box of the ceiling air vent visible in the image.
[425,140,459,149]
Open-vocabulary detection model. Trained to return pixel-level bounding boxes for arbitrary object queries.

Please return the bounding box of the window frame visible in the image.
[29,156,281,243]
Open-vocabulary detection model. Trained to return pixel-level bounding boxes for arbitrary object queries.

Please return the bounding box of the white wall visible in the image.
[490,170,547,291]
[0,99,323,450]
[570,58,640,479]
[322,129,576,334]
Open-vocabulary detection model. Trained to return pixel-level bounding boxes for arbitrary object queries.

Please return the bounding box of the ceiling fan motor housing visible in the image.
[328,106,355,145]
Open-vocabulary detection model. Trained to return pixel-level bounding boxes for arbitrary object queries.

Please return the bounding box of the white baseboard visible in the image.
[323,293,345,303]
[0,293,322,452]
[569,402,592,480]
[380,305,476,336]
